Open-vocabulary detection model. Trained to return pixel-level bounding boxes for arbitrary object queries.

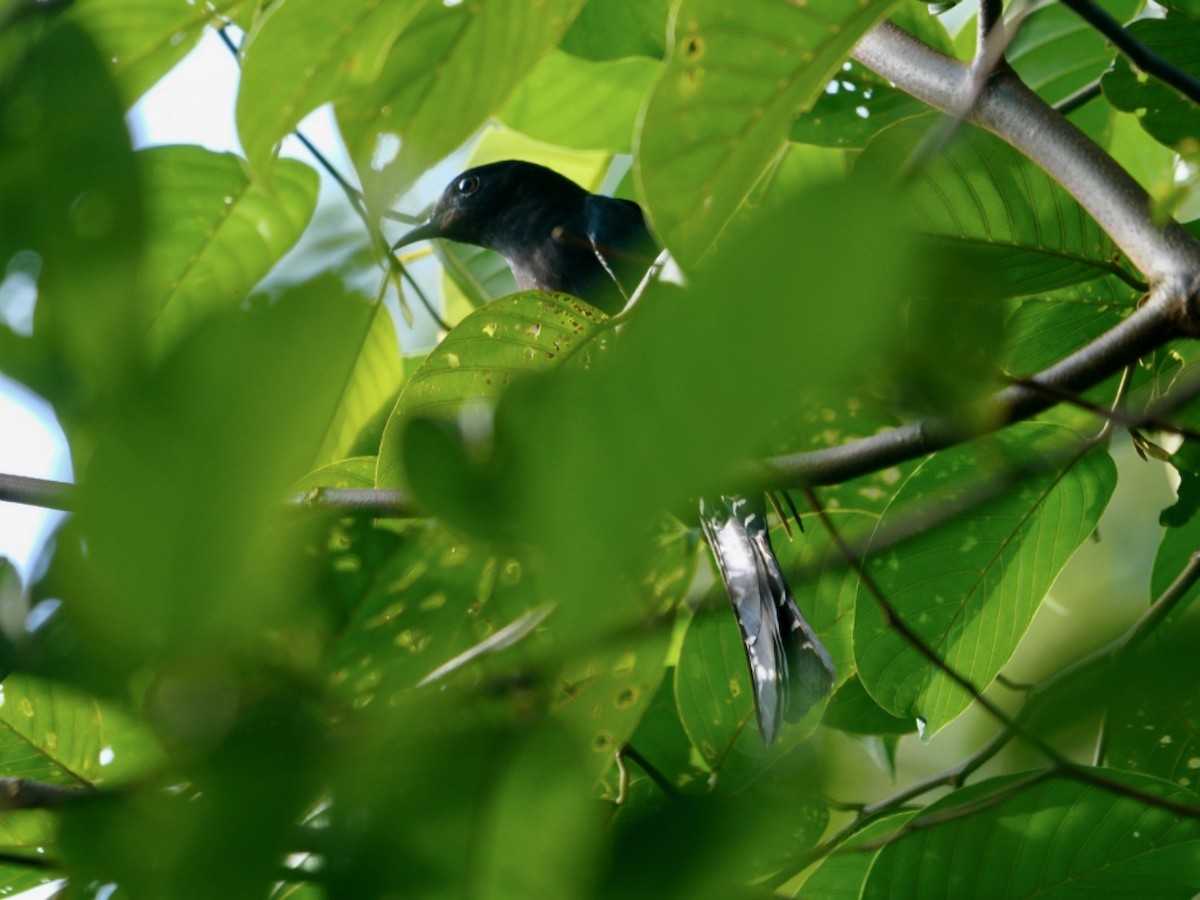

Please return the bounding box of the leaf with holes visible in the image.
[856,121,1139,296]
[854,423,1116,736]
[139,145,318,354]
[376,291,608,489]
[863,770,1200,898]
[635,0,897,267]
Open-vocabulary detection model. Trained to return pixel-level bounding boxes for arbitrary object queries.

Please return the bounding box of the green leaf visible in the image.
[376,291,608,491]
[857,121,1134,295]
[790,63,928,150]
[863,770,1200,898]
[0,673,157,786]
[823,676,916,736]
[336,0,588,208]
[1007,0,1142,106]
[855,424,1116,735]
[1103,14,1200,149]
[499,50,659,152]
[635,0,897,267]
[140,145,319,354]
[236,0,427,173]
[1003,277,1139,376]
[559,0,670,61]
[69,0,246,105]
[312,301,405,469]
[326,522,543,708]
[801,810,917,899]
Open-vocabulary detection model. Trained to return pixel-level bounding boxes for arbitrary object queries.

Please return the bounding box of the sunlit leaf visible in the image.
[499,51,659,153]
[559,0,669,61]
[377,291,609,491]
[139,145,319,353]
[237,0,427,172]
[336,0,588,209]
[855,424,1116,735]
[635,0,897,267]
[70,0,246,105]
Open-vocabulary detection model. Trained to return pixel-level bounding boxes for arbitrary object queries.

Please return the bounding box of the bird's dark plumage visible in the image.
[393,160,657,315]
[394,160,836,743]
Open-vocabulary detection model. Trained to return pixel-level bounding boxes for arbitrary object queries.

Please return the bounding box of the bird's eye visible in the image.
[455,175,480,195]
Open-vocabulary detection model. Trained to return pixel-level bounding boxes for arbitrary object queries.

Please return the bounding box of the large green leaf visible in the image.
[499,50,659,153]
[857,121,1134,295]
[635,0,897,267]
[139,145,319,353]
[0,674,161,892]
[376,291,608,490]
[1103,14,1200,148]
[863,770,1200,898]
[236,0,427,173]
[69,0,246,105]
[336,0,587,209]
[855,424,1116,735]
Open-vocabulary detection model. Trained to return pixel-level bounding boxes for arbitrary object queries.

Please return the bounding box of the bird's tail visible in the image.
[699,494,836,745]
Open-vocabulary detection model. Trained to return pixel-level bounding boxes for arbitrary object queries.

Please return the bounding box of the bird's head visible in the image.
[391,160,588,254]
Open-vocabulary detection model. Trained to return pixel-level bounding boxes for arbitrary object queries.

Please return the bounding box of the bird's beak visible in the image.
[391,218,442,251]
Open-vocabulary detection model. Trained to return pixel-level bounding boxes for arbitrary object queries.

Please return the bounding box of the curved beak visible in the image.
[391,218,442,251]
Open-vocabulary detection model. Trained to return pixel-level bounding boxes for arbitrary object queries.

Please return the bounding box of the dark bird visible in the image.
[392,159,836,744]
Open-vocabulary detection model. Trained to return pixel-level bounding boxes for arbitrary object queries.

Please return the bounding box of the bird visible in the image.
[391,159,836,744]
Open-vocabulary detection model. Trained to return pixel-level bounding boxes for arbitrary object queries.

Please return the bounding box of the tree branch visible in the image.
[0,473,74,512]
[763,289,1181,488]
[853,22,1200,285]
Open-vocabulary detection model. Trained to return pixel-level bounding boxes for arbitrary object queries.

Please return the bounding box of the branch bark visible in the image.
[853,22,1200,286]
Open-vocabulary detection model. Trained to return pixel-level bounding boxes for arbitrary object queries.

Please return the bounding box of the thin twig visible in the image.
[1054,78,1103,115]
[1057,0,1200,108]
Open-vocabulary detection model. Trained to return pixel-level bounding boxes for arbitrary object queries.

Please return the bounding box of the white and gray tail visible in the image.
[699,494,836,745]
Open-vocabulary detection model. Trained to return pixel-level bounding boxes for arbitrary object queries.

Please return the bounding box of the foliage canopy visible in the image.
[2,0,1200,896]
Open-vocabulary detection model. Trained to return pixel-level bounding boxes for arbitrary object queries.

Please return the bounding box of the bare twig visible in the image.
[0,473,73,513]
